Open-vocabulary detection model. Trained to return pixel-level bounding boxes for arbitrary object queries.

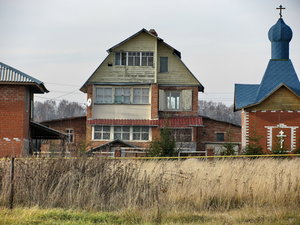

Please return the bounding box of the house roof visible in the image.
[41,116,86,124]
[200,115,241,127]
[30,121,66,139]
[0,62,48,93]
[107,28,182,58]
[89,139,138,153]
[80,28,204,92]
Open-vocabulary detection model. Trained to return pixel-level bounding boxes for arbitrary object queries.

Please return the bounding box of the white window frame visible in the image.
[93,125,111,140]
[133,88,149,104]
[95,88,113,104]
[114,126,130,140]
[66,128,74,143]
[95,86,150,105]
[115,51,154,66]
[172,128,193,142]
[165,91,181,110]
[93,126,151,141]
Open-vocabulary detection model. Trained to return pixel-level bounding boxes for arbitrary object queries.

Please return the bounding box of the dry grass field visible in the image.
[0,158,300,224]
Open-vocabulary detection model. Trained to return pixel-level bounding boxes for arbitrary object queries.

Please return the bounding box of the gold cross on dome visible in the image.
[276,5,285,18]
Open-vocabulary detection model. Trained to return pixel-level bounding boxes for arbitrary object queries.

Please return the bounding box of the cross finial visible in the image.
[276,5,285,18]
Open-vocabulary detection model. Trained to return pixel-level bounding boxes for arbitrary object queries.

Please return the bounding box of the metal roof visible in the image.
[234,60,300,110]
[0,62,48,93]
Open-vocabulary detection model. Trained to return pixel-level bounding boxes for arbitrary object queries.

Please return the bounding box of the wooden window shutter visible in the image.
[181,89,192,111]
[159,89,166,110]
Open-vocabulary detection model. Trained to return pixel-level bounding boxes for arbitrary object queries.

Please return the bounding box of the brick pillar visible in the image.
[207,147,214,156]
[115,147,121,157]
[151,84,159,119]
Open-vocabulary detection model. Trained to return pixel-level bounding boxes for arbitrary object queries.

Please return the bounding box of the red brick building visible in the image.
[41,116,86,155]
[197,116,241,155]
[234,13,300,152]
[0,62,64,157]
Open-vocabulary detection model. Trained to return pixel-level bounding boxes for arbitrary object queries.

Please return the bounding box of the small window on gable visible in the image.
[216,133,225,142]
[160,57,168,73]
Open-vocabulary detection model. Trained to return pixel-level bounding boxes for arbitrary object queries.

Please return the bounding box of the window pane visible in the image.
[128,56,133,66]
[94,133,102,139]
[114,126,121,132]
[216,133,225,142]
[103,133,110,139]
[121,53,126,65]
[115,88,122,95]
[123,126,130,132]
[115,52,120,65]
[123,133,130,140]
[123,96,130,104]
[124,88,130,95]
[104,96,112,103]
[96,88,103,95]
[133,127,140,132]
[94,126,101,131]
[148,56,153,66]
[142,57,147,66]
[142,88,149,95]
[141,96,148,104]
[114,133,121,140]
[133,133,140,140]
[141,127,149,132]
[142,133,149,140]
[104,88,112,95]
[160,57,168,73]
[103,126,110,132]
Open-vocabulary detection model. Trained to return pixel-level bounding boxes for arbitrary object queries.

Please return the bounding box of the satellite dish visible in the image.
[87,98,92,107]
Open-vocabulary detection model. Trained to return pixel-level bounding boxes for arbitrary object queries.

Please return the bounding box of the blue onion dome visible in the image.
[268,18,293,42]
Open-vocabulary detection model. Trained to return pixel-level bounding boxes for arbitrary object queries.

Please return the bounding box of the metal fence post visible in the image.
[9,157,15,209]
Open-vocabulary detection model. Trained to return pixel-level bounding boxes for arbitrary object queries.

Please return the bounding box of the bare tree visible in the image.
[199,101,241,125]
[34,99,86,122]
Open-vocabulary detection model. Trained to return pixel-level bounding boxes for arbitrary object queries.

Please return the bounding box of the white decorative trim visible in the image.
[242,110,249,149]
[271,110,276,112]
[264,123,299,151]
[261,110,266,112]
[251,110,256,112]
[287,111,293,113]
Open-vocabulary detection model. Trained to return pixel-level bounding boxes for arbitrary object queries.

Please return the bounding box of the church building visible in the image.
[234,6,300,153]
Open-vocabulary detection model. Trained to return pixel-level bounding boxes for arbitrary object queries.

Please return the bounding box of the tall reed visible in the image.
[0,158,299,211]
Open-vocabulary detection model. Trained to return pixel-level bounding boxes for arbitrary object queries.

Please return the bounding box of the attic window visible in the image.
[115,52,153,66]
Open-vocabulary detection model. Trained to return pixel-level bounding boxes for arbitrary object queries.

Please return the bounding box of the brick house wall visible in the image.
[0,85,31,157]
[246,111,300,152]
[197,117,241,153]
[41,116,86,154]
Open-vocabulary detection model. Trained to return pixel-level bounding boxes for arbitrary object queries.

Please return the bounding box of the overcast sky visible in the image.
[1,0,300,106]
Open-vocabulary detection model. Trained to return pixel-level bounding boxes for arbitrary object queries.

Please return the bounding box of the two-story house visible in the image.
[80,29,204,154]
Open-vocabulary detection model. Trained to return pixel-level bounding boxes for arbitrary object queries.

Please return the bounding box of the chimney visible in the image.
[149,29,158,37]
